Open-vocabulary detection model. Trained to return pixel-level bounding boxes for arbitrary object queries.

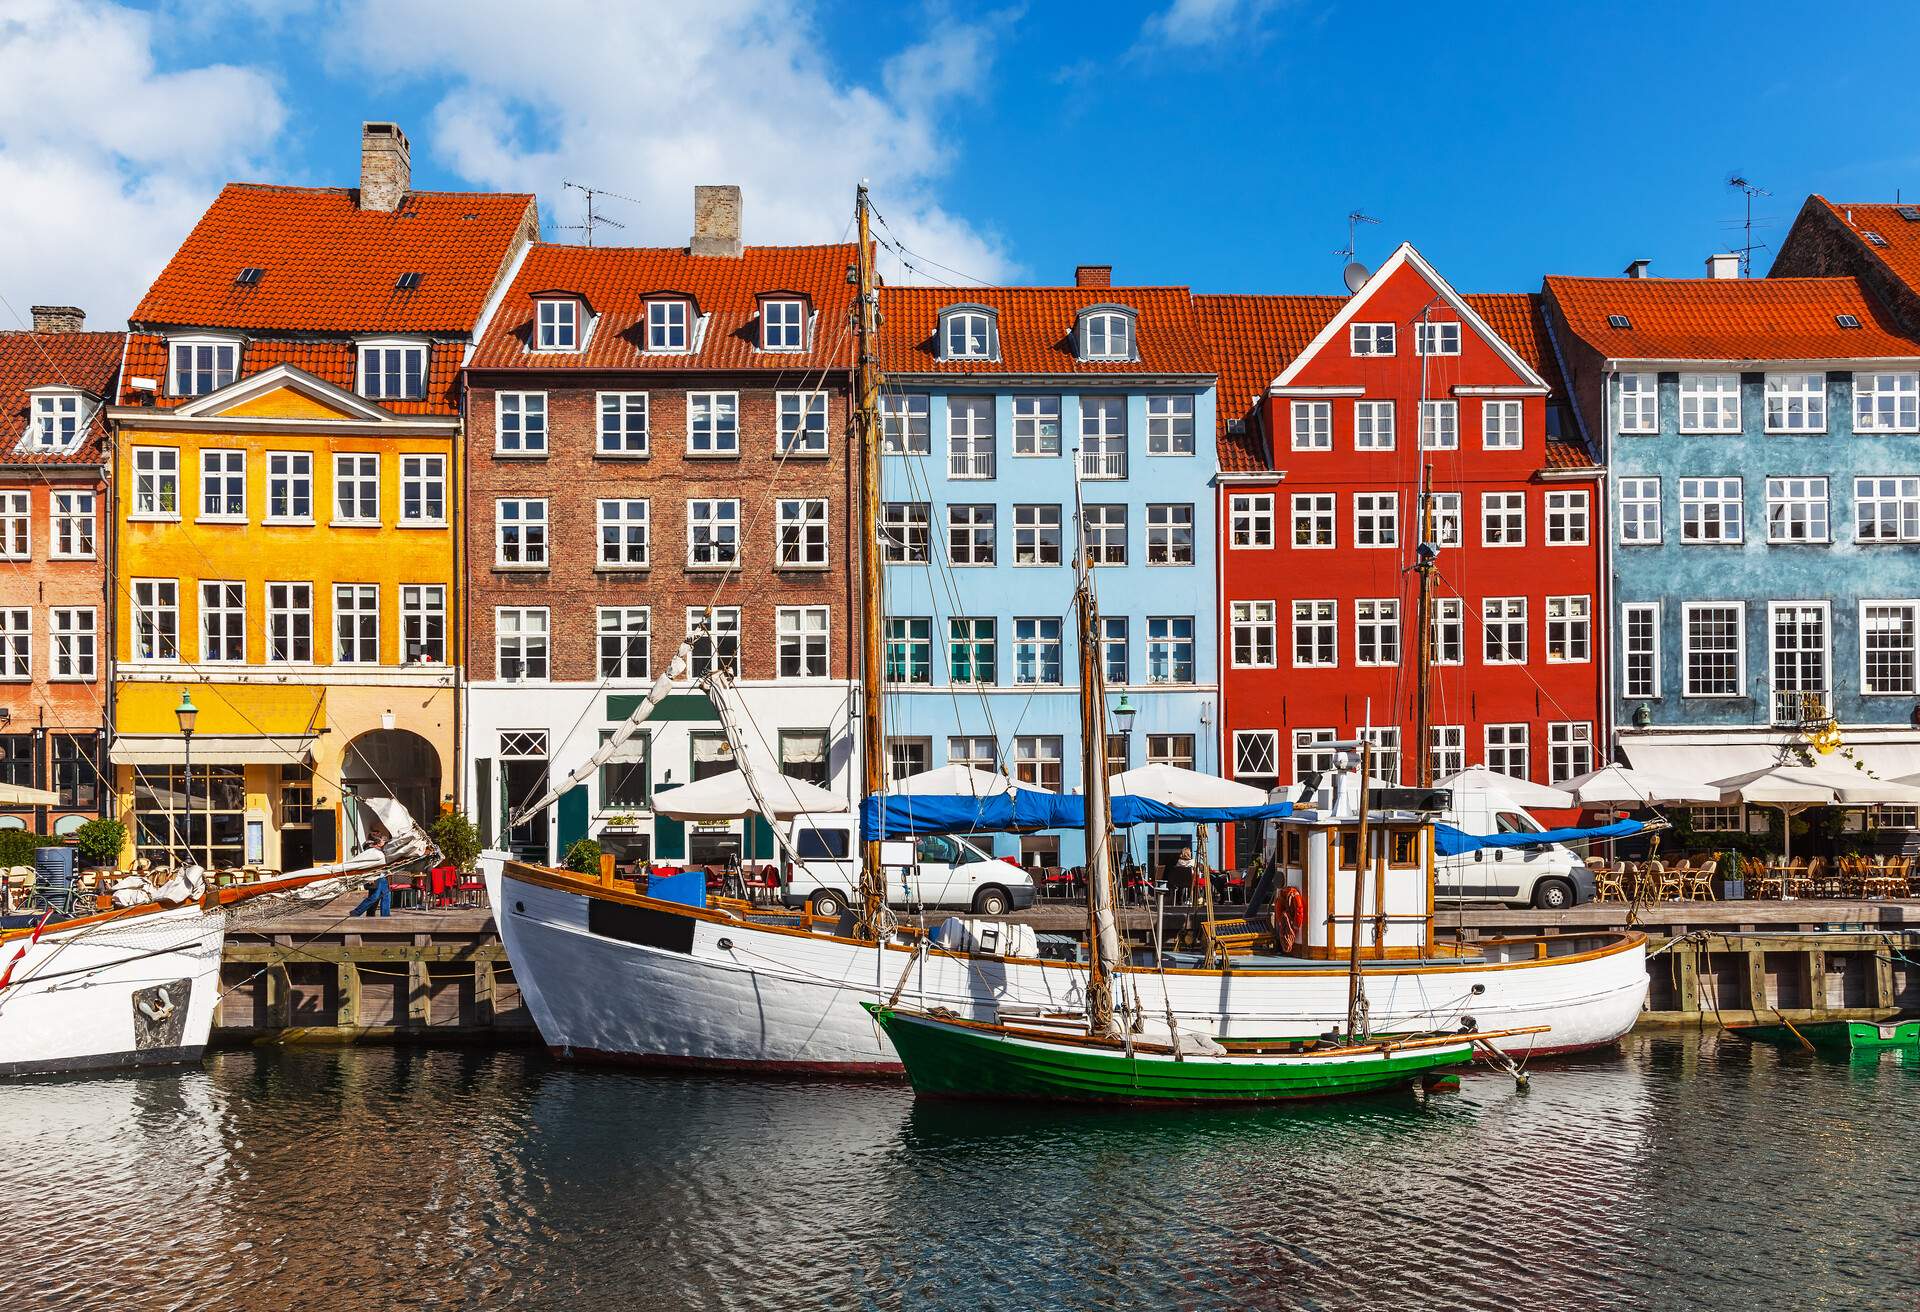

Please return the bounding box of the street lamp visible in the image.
[1109,692,1136,773]
[175,691,198,869]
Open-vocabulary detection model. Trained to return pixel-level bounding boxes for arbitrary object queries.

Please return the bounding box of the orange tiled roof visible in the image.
[131,183,535,334]
[1803,197,1920,296]
[118,334,463,415]
[470,242,859,372]
[877,285,1213,378]
[1193,293,1341,471]
[1542,272,1920,363]
[1462,291,1592,469]
[0,331,123,464]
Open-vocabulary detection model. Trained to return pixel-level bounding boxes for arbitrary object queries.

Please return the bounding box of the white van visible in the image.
[779,815,1038,918]
[1434,789,1596,910]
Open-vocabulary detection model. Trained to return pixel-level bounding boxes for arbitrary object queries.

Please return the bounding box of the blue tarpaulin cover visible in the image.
[860,792,1294,841]
[1433,818,1646,856]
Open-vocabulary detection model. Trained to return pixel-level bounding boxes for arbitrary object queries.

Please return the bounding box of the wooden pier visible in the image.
[214,894,1920,1045]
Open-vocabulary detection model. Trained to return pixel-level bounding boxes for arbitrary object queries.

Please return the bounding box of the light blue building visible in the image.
[875,278,1219,870]
[1545,266,1920,801]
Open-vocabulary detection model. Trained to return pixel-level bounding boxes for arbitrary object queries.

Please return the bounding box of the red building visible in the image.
[1200,244,1602,857]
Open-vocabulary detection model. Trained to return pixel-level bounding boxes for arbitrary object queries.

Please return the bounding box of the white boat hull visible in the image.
[490,861,1648,1073]
[0,903,226,1077]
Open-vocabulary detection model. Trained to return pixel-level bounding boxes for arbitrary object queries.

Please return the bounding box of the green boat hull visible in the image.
[866,1005,1477,1104]
[1733,1018,1920,1053]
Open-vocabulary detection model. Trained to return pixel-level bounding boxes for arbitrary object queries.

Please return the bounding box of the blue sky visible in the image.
[5,0,1920,325]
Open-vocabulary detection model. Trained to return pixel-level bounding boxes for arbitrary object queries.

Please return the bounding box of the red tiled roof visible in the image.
[0,331,122,464]
[131,183,535,334]
[470,243,859,372]
[877,285,1213,377]
[1193,294,1340,471]
[1803,197,1920,295]
[1462,292,1592,469]
[118,333,462,415]
[1542,272,1920,363]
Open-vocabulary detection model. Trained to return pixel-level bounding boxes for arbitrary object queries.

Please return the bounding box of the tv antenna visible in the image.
[1336,210,1380,291]
[1727,173,1771,276]
[558,180,640,247]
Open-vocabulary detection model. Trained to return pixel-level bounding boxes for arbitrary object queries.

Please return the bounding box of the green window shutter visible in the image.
[557,789,589,854]
[748,813,774,861]
[654,782,685,860]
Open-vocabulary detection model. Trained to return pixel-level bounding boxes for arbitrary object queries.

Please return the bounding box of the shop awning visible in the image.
[1619,740,1780,782]
[108,735,316,767]
[0,783,60,806]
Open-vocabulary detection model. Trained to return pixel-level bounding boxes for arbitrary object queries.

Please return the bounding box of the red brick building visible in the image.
[462,187,860,866]
[1200,244,1602,857]
[0,311,121,832]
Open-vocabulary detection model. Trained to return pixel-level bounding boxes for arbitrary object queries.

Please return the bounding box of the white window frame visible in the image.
[1292,599,1337,668]
[1860,600,1920,696]
[1230,493,1273,548]
[28,391,84,451]
[1430,725,1465,781]
[1350,323,1395,356]
[687,391,740,456]
[168,336,238,397]
[1854,372,1920,433]
[0,608,27,680]
[332,452,380,526]
[131,446,180,520]
[777,498,829,569]
[0,491,27,560]
[597,499,650,569]
[776,606,831,679]
[49,606,95,681]
[761,298,807,352]
[1481,491,1525,546]
[1768,600,1831,724]
[1431,492,1461,548]
[1432,597,1463,666]
[1484,723,1530,781]
[1353,492,1398,549]
[1545,595,1592,664]
[1415,321,1462,356]
[1147,394,1195,455]
[1291,729,1336,780]
[130,579,179,663]
[1680,477,1744,544]
[50,490,94,560]
[265,451,313,525]
[1230,600,1276,669]
[1291,493,1335,549]
[356,339,429,399]
[948,395,996,479]
[777,391,829,456]
[1146,616,1195,685]
[882,393,931,455]
[1765,476,1829,544]
[494,498,549,569]
[198,580,245,664]
[401,584,445,665]
[1482,399,1523,449]
[1548,722,1594,784]
[1144,503,1193,566]
[597,607,651,680]
[1484,596,1527,665]
[1419,399,1457,450]
[1764,372,1826,434]
[1619,476,1662,544]
[950,503,998,567]
[1291,400,1331,451]
[332,583,379,667]
[534,299,579,352]
[1678,373,1741,434]
[495,607,551,682]
[1622,602,1661,699]
[1232,729,1280,783]
[1013,504,1062,567]
[687,498,742,569]
[646,300,690,353]
[1544,490,1589,545]
[495,391,549,456]
[266,582,313,664]
[1617,373,1659,434]
[687,606,742,678]
[1855,476,1920,543]
[1682,601,1746,699]
[1011,395,1061,457]
[399,453,446,526]
[1354,598,1400,667]
[1354,399,1395,451]
[942,310,993,360]
[597,392,650,456]
[1080,311,1133,362]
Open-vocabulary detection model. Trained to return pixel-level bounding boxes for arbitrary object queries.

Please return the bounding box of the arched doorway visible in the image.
[341,729,441,843]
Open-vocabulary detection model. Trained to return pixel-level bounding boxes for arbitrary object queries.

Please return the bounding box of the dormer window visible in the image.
[28,390,84,450]
[357,340,427,400]
[168,337,238,397]
[1077,307,1136,362]
[939,306,996,361]
[647,299,690,352]
[762,298,807,351]
[536,298,579,351]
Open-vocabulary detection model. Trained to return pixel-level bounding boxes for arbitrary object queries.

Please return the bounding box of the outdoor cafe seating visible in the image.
[1586,853,1725,903]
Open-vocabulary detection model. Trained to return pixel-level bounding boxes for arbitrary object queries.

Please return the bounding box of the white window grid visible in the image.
[598,607,651,679]
[1769,602,1830,724]
[1013,504,1062,566]
[1011,395,1060,457]
[0,491,26,559]
[949,503,997,567]
[1147,395,1194,455]
[1145,504,1193,565]
[1013,736,1063,791]
[1290,729,1335,779]
[199,580,245,663]
[1855,476,1920,542]
[1861,601,1920,695]
[1431,492,1461,548]
[1354,400,1395,451]
[1231,601,1276,668]
[1229,493,1272,548]
[1617,373,1659,434]
[1622,603,1660,699]
[1292,494,1335,548]
[597,392,649,455]
[1549,722,1594,784]
[777,606,830,678]
[169,339,236,396]
[1292,599,1337,668]
[1482,399,1523,449]
[1079,396,1128,479]
[882,393,931,455]
[496,608,550,681]
[1146,616,1194,684]
[359,343,427,398]
[1765,477,1828,543]
[266,452,312,523]
[1854,372,1920,433]
[267,582,313,663]
[597,499,650,568]
[1233,729,1280,782]
[1415,321,1462,356]
[535,300,577,351]
[199,449,245,522]
[1100,617,1128,684]
[943,312,992,360]
[762,299,806,351]
[132,447,179,518]
[1481,491,1525,546]
[1419,399,1457,450]
[333,453,379,524]
[333,584,379,666]
[647,300,689,352]
[948,396,995,479]
[1080,504,1125,566]
[1619,477,1662,544]
[1354,492,1398,548]
[1291,400,1331,450]
[1545,595,1591,663]
[1764,373,1826,433]
[1683,602,1745,698]
[778,499,829,568]
[687,392,739,455]
[1350,323,1395,356]
[49,607,95,680]
[881,503,929,563]
[687,607,742,677]
[777,391,829,455]
[1359,726,1401,785]
[51,491,94,559]
[496,392,548,454]
[1081,312,1132,361]
[30,393,82,449]
[1680,477,1743,543]
[0,609,27,679]
[687,498,741,568]
[1013,617,1063,685]
[131,579,179,662]
[1484,596,1527,664]
[1485,723,1529,781]
[400,454,445,524]
[1545,490,1589,545]
[1678,373,1741,433]
[949,617,997,686]
[1432,597,1463,666]
[1354,598,1400,667]
[495,499,548,568]
[1430,726,1465,781]
[401,584,446,664]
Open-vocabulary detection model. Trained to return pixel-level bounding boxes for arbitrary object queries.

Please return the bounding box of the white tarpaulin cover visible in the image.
[1553,764,1721,806]
[1438,766,1575,809]
[889,763,1049,797]
[1109,762,1270,808]
[1713,763,1920,806]
[651,769,844,821]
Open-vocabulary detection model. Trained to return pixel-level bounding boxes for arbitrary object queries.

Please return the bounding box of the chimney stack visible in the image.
[359,122,411,213]
[691,185,743,258]
[30,306,84,334]
[1075,264,1112,289]
[1623,259,1651,279]
[1706,253,1741,280]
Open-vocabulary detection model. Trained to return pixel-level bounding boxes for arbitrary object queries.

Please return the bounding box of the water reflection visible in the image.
[0,1035,1913,1311]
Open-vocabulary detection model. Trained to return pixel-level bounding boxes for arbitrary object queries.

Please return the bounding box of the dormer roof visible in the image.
[0,330,122,465]
[877,285,1210,376]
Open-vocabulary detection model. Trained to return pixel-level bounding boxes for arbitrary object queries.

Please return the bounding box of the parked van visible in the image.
[1434,789,1596,910]
[778,815,1038,918]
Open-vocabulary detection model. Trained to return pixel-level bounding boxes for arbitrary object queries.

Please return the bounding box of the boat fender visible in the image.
[1458,1015,1478,1033]
[1275,886,1307,953]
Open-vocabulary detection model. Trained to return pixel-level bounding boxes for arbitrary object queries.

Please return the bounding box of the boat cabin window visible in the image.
[917,835,960,865]
[796,826,850,860]
[1337,829,1360,870]
[1494,811,1541,835]
[1389,829,1419,867]
[1282,828,1303,867]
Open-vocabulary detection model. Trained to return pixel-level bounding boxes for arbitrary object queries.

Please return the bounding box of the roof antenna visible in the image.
[1727,174,1771,277]
[1336,210,1380,292]
[558,181,640,247]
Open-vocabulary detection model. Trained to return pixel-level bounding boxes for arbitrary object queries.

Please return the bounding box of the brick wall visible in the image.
[465,377,858,682]
[1772,200,1920,338]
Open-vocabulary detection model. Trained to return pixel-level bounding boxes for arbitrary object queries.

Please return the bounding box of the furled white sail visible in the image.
[508,644,691,828]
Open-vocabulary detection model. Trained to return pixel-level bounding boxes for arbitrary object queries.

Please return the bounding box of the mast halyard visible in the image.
[1412,302,1439,788]
[1072,453,1124,1038]
[853,184,889,941]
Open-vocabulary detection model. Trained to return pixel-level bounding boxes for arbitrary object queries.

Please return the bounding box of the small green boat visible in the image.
[1730,1017,1920,1054]
[864,1004,1535,1105]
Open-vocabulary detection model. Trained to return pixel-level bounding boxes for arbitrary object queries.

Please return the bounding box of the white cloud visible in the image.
[0,0,287,327]
[1140,0,1287,49]
[322,0,1014,285]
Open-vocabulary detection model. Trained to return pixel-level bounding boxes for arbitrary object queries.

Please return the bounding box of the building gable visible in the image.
[170,364,401,423]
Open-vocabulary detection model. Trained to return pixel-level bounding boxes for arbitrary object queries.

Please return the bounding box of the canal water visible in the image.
[2,1035,1913,1311]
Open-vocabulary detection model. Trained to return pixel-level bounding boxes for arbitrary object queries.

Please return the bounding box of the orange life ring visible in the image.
[1276,885,1307,953]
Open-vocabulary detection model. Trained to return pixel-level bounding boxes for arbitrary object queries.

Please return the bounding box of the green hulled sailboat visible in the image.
[865,1004,1534,1104]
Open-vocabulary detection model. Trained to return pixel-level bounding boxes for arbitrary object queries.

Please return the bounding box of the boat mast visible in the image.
[1344,738,1375,1039]
[1072,457,1123,1037]
[853,183,889,940]
[1412,301,1438,788]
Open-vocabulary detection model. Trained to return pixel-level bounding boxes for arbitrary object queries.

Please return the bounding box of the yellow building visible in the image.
[105,124,535,869]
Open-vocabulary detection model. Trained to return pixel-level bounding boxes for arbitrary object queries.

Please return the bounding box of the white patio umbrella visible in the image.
[1108,762,1270,807]
[650,768,844,821]
[1554,764,1721,808]
[0,782,59,807]
[888,762,1048,797]
[1437,766,1575,810]
[1711,765,1842,865]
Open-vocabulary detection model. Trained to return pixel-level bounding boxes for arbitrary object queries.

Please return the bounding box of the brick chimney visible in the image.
[691,185,743,258]
[30,306,84,334]
[359,121,411,212]
[1076,264,1112,288]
